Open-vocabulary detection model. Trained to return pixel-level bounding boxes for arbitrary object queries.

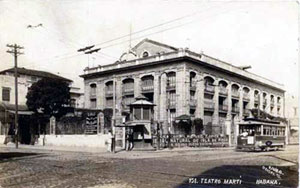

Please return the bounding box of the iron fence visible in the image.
[152,134,229,148]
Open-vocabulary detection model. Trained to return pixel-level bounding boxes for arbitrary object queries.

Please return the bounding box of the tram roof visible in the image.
[239,121,285,127]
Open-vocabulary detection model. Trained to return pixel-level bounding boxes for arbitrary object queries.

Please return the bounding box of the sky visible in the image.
[0,0,298,97]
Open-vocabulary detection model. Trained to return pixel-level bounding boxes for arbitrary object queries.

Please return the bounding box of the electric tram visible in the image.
[236,118,286,151]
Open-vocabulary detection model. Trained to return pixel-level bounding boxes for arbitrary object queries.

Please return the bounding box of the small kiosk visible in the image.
[127,95,155,149]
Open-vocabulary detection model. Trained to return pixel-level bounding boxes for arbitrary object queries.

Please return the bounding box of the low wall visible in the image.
[37,134,110,148]
[0,135,5,144]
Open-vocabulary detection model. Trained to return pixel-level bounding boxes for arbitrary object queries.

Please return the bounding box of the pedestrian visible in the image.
[125,128,130,151]
[106,130,113,152]
[128,129,134,151]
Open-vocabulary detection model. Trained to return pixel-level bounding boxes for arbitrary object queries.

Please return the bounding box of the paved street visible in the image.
[0,145,298,188]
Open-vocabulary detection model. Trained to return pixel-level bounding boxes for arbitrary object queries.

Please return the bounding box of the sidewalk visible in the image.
[0,143,235,155]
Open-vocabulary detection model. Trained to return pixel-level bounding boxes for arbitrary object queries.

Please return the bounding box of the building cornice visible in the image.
[80,49,285,92]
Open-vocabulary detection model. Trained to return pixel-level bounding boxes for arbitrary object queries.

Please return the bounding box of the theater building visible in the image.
[80,39,285,145]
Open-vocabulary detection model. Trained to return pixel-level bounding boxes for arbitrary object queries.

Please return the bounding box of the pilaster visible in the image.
[134,75,141,97]
[97,80,105,109]
[212,79,219,134]
[160,73,168,134]
[239,87,243,120]
[196,74,204,119]
[266,94,271,113]
[153,73,160,121]
[176,68,186,116]
[116,78,122,116]
[249,88,255,114]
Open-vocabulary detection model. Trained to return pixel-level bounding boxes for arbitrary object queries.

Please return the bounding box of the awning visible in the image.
[8,110,34,115]
[175,114,191,124]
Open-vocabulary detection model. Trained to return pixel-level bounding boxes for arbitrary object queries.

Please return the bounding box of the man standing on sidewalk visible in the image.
[106,130,113,152]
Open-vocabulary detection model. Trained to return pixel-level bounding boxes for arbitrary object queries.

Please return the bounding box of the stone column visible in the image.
[84,82,91,108]
[176,67,186,116]
[116,78,122,117]
[97,80,105,110]
[227,83,233,144]
[279,96,284,117]
[134,75,141,97]
[212,79,219,134]
[160,73,168,134]
[97,112,105,134]
[196,74,204,119]
[239,87,243,120]
[266,94,271,113]
[50,116,56,135]
[249,88,255,117]
[259,92,264,110]
[153,73,160,122]
[274,95,278,116]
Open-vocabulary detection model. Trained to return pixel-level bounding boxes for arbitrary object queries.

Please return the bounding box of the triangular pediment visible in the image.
[131,38,178,59]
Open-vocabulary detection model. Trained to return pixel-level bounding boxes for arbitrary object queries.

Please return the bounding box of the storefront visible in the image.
[0,103,33,144]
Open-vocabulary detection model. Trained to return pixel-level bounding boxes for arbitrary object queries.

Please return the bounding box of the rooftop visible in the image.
[0,67,72,82]
[81,39,284,92]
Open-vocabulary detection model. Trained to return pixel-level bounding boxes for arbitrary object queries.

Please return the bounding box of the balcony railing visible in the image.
[204,100,214,110]
[106,101,113,108]
[219,104,228,112]
[219,87,227,95]
[122,87,134,94]
[190,99,197,107]
[243,93,250,100]
[232,90,240,98]
[142,85,154,92]
[105,90,113,97]
[190,82,196,90]
[277,100,281,105]
[254,96,259,103]
[204,85,215,93]
[263,99,267,105]
[232,106,239,113]
[168,100,176,108]
[167,83,176,90]
[243,108,250,115]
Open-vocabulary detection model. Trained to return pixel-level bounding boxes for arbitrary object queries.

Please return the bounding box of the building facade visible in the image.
[0,67,72,143]
[81,39,285,143]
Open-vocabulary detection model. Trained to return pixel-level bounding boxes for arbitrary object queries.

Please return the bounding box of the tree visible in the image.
[26,78,71,119]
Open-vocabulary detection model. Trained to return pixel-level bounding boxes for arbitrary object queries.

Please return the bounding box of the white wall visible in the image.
[0,135,5,144]
[36,134,110,148]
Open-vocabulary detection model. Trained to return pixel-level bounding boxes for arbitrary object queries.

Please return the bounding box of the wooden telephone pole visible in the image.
[6,44,24,149]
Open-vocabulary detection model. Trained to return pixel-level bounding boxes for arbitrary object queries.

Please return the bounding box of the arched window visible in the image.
[231,84,240,98]
[243,87,250,99]
[204,76,214,86]
[167,72,176,88]
[219,80,228,95]
[90,83,97,96]
[190,72,196,87]
[141,75,154,91]
[122,78,134,93]
[105,81,113,94]
[204,76,215,93]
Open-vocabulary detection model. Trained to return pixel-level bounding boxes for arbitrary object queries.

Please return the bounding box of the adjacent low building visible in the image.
[80,39,285,145]
[0,67,73,144]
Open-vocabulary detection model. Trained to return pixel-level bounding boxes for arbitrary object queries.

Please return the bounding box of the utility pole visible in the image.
[6,44,24,149]
[112,75,116,153]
